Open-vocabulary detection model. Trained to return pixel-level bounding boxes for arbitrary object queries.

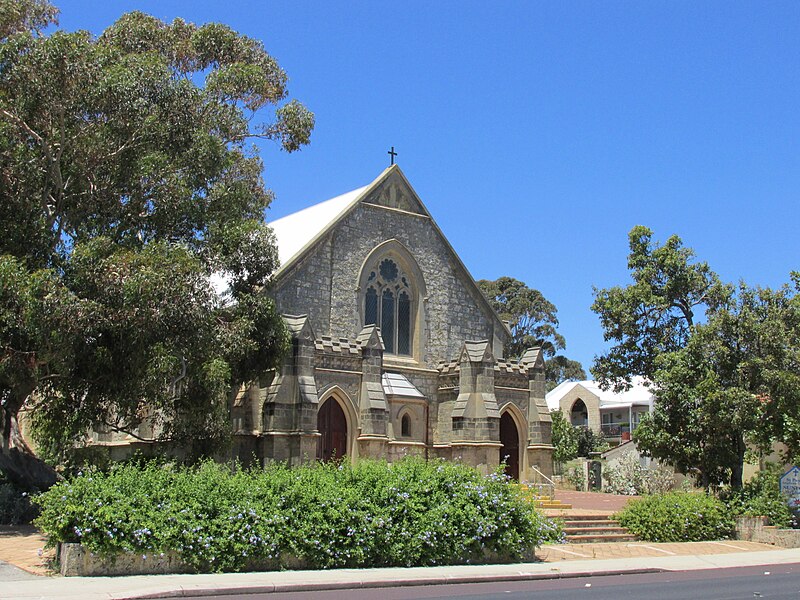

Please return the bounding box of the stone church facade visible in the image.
[229,166,554,479]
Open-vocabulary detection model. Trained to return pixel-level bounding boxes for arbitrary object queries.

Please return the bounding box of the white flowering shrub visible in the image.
[35,458,556,571]
[602,454,674,496]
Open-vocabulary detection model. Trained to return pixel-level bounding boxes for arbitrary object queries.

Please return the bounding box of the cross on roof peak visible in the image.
[388,146,397,165]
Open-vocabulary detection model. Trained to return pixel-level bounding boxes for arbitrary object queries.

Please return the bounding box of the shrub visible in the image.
[35,458,553,572]
[603,455,675,496]
[721,465,797,529]
[550,410,578,465]
[615,491,734,542]
[576,428,608,457]
[0,475,37,525]
[563,461,585,490]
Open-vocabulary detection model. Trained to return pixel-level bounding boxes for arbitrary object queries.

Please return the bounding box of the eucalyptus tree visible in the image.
[478,276,566,358]
[0,0,313,484]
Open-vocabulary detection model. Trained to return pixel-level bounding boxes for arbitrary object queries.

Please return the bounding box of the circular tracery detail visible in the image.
[379,259,398,282]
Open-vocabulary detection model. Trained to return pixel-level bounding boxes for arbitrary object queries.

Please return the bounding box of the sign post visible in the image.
[779,466,800,522]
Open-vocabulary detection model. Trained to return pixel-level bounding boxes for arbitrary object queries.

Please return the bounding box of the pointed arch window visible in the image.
[363,258,412,356]
[401,413,411,437]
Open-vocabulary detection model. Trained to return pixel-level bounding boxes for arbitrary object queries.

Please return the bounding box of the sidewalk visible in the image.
[4,547,800,600]
[1,505,796,600]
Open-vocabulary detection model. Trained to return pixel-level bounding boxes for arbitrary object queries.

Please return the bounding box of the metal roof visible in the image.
[381,372,425,398]
[269,184,369,269]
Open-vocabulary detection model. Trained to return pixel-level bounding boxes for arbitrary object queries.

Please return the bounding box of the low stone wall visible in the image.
[59,544,192,577]
[735,516,800,548]
[57,543,529,577]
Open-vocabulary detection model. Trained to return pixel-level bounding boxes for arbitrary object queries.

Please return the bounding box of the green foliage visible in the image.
[576,427,608,458]
[721,465,797,529]
[602,454,674,496]
[636,282,800,489]
[35,458,555,571]
[550,410,578,465]
[615,492,734,542]
[0,0,58,39]
[0,474,37,524]
[591,225,727,391]
[478,276,565,359]
[0,0,312,459]
[544,356,586,392]
[593,226,800,490]
[563,461,586,490]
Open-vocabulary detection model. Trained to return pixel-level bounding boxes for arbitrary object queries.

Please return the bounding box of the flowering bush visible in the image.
[615,491,734,542]
[602,455,675,496]
[34,458,555,571]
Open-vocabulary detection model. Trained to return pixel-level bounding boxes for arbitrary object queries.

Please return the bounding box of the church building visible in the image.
[229,165,554,479]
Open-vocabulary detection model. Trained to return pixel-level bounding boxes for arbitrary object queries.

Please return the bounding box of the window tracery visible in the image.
[363,257,412,355]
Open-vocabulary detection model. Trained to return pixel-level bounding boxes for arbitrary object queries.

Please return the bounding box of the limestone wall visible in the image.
[273,201,497,368]
[736,516,800,548]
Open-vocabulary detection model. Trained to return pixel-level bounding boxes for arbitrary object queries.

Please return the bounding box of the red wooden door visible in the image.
[500,412,520,480]
[317,398,348,461]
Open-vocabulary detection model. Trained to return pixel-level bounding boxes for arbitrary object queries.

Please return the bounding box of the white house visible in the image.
[545,377,654,443]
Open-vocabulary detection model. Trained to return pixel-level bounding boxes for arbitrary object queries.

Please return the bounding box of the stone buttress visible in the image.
[258,315,320,466]
[520,347,554,477]
[355,325,390,459]
[449,340,502,474]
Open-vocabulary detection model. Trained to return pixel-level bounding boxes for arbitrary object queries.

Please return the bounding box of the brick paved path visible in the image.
[0,526,52,577]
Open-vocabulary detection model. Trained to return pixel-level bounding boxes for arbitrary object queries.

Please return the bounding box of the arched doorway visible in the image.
[570,399,588,427]
[317,397,348,461]
[499,411,520,480]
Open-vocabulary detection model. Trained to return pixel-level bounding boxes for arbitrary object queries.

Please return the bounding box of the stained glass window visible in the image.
[398,291,411,355]
[365,287,378,325]
[363,257,413,356]
[381,289,395,354]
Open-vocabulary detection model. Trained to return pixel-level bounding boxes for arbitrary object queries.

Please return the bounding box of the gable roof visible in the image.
[270,184,369,267]
[269,165,512,340]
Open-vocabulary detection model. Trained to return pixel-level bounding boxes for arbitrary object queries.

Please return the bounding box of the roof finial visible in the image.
[388,146,397,166]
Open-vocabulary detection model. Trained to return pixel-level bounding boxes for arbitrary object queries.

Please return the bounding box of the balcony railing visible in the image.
[600,423,631,438]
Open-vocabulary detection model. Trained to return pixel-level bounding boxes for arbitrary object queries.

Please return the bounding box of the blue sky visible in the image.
[54,1,800,373]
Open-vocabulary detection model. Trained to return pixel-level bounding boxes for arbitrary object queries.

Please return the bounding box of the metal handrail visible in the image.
[526,465,556,499]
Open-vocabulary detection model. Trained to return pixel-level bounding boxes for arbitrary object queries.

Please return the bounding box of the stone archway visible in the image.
[499,411,520,480]
[317,397,348,461]
[570,398,588,427]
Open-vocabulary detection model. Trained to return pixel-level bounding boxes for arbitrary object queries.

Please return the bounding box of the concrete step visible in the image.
[566,533,638,543]
[563,519,623,528]
[561,514,637,543]
[535,501,573,509]
[563,526,630,536]
[515,487,574,510]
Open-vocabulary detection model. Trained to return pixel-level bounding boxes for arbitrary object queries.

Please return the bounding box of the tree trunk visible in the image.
[1,404,11,452]
[730,435,746,490]
[0,390,59,491]
[0,446,59,491]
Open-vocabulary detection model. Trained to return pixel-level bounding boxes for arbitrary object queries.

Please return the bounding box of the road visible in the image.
[182,563,800,600]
